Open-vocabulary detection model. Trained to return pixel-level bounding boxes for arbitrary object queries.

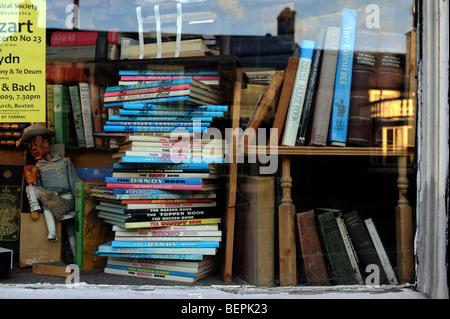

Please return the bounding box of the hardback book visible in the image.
[335,214,364,284]
[269,57,299,146]
[309,27,341,146]
[295,210,329,286]
[103,125,207,134]
[89,81,104,148]
[78,82,95,148]
[110,240,219,248]
[315,209,358,285]
[97,241,218,255]
[68,85,86,148]
[364,218,398,285]
[347,31,378,146]
[119,75,220,86]
[118,70,220,76]
[295,47,322,146]
[342,210,389,284]
[123,217,221,229]
[282,40,315,146]
[74,182,114,270]
[328,9,358,147]
[376,32,406,92]
[52,84,76,147]
[46,85,56,139]
[234,175,275,287]
[0,165,23,261]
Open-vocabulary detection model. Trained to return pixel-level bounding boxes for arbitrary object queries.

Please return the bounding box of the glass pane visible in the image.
[0,0,417,288]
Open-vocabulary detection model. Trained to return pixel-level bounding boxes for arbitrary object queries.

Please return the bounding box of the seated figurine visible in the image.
[16,123,81,257]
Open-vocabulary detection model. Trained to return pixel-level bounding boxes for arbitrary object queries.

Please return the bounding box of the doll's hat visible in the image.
[16,123,56,147]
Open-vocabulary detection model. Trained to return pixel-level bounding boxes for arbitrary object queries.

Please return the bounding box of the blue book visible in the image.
[94,251,204,260]
[111,241,220,248]
[105,177,203,185]
[118,70,220,76]
[106,78,203,92]
[105,121,210,127]
[112,162,210,170]
[108,115,214,122]
[110,189,192,195]
[97,242,218,255]
[103,125,207,133]
[104,95,211,107]
[328,9,358,146]
[118,109,224,117]
[105,264,197,278]
[122,103,228,112]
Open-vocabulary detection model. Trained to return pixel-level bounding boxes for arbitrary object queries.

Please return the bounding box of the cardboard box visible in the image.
[19,213,62,268]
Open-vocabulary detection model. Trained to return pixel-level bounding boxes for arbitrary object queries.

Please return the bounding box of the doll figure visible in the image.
[16,123,81,257]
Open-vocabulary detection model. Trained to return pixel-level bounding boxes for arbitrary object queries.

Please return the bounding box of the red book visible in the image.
[50,30,119,46]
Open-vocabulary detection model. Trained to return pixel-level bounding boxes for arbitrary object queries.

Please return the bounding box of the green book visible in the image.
[315,209,358,285]
[69,86,86,148]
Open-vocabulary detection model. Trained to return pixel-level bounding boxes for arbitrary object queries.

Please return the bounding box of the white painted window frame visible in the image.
[416,0,449,299]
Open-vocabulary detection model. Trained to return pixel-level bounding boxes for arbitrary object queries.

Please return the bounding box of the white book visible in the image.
[364,218,399,285]
[78,82,95,148]
[282,40,316,146]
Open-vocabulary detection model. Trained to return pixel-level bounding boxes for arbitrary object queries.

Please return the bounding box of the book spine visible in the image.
[115,230,220,237]
[105,177,203,185]
[97,252,204,260]
[316,211,358,285]
[118,109,223,117]
[89,81,104,148]
[328,9,358,146]
[112,173,212,179]
[113,162,209,170]
[106,183,204,191]
[121,103,228,112]
[105,264,198,278]
[46,85,55,141]
[269,57,299,146]
[118,70,220,76]
[106,78,195,92]
[52,85,65,144]
[69,86,86,148]
[99,245,217,255]
[309,27,341,146]
[107,121,210,127]
[74,182,84,268]
[364,218,398,285]
[104,84,191,97]
[347,31,378,146]
[78,83,95,148]
[124,218,222,229]
[282,40,315,146]
[103,125,206,133]
[295,48,322,146]
[335,215,364,284]
[342,211,389,284]
[103,267,201,282]
[120,75,220,82]
[295,210,329,286]
[108,115,213,122]
[110,241,219,248]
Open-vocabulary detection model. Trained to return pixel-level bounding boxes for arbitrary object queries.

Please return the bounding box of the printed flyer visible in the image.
[0,0,46,123]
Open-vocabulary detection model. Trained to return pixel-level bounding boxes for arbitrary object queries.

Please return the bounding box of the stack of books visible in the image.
[94,68,227,283]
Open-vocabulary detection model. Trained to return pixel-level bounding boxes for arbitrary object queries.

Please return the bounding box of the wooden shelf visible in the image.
[245,145,413,157]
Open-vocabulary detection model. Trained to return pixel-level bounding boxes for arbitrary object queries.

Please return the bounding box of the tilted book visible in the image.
[315,209,358,285]
[78,82,95,148]
[309,27,341,146]
[328,9,358,146]
[342,210,389,284]
[269,57,299,145]
[69,85,86,148]
[282,40,315,146]
[295,210,329,286]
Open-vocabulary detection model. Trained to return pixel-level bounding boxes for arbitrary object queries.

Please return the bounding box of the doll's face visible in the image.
[26,136,51,161]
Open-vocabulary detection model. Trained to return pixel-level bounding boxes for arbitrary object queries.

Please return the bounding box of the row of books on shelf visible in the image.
[245,9,407,148]
[297,208,398,286]
[88,66,228,282]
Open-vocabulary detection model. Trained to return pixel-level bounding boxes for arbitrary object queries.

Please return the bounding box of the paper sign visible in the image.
[0,0,46,123]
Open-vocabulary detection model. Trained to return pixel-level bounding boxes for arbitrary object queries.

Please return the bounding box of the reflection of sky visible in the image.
[46,0,414,41]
